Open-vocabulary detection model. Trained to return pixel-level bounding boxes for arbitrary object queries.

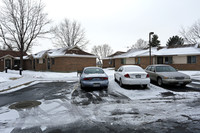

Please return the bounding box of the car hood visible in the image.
[157,72,190,78]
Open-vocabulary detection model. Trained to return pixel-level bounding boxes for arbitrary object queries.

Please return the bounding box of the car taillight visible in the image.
[102,77,108,80]
[124,74,130,78]
[83,77,92,80]
[146,74,149,78]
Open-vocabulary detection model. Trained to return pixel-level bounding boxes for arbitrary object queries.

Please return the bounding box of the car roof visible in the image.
[121,65,141,68]
[148,64,171,67]
[84,67,103,69]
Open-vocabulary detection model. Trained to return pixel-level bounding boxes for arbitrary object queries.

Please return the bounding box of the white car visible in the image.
[114,65,150,88]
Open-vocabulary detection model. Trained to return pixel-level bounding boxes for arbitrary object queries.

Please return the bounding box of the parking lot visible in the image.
[0,75,200,133]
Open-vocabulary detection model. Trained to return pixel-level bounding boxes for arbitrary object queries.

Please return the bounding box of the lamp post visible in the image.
[149,32,154,65]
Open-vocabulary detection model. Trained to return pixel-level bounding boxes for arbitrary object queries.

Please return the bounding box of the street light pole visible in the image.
[149,32,154,65]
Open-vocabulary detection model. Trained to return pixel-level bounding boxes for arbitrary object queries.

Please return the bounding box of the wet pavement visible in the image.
[1,81,200,133]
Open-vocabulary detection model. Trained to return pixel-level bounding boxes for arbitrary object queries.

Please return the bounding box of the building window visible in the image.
[51,58,55,65]
[43,59,45,63]
[165,57,172,64]
[121,59,126,64]
[37,59,39,64]
[187,56,196,64]
[136,57,140,64]
[109,59,112,65]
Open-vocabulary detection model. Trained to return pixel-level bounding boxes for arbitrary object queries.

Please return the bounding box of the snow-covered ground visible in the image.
[0,68,200,132]
[1,68,200,93]
[0,70,78,93]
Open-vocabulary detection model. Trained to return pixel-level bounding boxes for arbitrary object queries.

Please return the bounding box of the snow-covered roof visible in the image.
[32,46,96,59]
[107,44,200,59]
[14,56,30,60]
[154,44,200,56]
[113,47,158,58]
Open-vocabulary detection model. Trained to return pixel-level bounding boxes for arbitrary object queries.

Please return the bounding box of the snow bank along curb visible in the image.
[0,81,34,93]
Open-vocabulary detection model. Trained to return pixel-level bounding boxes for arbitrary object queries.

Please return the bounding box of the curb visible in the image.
[0,81,34,93]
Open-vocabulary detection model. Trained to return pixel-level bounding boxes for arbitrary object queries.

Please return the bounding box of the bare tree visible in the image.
[180,19,200,44]
[52,19,89,49]
[0,0,51,72]
[91,44,113,60]
[131,39,148,49]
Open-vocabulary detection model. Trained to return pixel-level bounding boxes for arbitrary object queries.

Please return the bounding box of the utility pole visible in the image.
[149,32,154,65]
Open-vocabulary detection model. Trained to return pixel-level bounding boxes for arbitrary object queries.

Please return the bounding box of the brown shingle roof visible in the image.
[0,50,27,58]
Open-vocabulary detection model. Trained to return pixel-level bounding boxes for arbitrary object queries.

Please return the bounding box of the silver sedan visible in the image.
[80,67,109,90]
[145,64,192,86]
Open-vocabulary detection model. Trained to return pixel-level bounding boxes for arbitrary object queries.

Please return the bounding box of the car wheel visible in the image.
[181,84,186,88]
[119,79,124,87]
[142,85,147,89]
[80,82,85,90]
[157,77,163,86]
[114,76,117,82]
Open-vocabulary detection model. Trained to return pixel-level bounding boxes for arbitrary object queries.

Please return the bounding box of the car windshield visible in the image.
[84,68,104,74]
[156,66,177,72]
[124,67,144,72]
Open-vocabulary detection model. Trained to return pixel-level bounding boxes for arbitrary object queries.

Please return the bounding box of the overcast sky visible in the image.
[28,0,200,53]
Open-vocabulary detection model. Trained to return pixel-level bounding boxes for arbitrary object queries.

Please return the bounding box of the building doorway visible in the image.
[157,57,163,64]
[5,59,11,69]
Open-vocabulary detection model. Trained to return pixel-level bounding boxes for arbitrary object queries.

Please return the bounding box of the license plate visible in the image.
[93,83,100,87]
[136,75,141,78]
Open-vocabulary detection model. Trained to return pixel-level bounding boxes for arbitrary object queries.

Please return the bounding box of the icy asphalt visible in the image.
[0,79,200,133]
[0,69,200,133]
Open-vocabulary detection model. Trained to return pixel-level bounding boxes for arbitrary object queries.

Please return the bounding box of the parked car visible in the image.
[114,65,150,89]
[80,67,109,89]
[145,64,192,86]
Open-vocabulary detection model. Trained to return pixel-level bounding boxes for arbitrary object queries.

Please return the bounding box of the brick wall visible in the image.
[23,60,33,70]
[34,59,46,71]
[0,59,4,71]
[102,59,115,68]
[50,57,96,72]
[171,55,200,70]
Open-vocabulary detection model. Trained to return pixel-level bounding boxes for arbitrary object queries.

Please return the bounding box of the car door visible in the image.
[150,66,157,81]
[115,67,123,81]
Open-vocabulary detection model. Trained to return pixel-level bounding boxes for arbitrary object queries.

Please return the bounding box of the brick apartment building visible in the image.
[31,46,96,72]
[102,44,200,70]
[0,50,29,71]
[0,46,97,72]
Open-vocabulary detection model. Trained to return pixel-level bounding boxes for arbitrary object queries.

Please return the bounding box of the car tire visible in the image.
[157,77,163,86]
[119,79,124,87]
[142,85,147,89]
[80,82,85,90]
[114,76,117,82]
[181,84,186,88]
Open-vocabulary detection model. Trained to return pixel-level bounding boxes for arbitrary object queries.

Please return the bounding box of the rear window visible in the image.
[124,67,144,72]
[84,68,104,74]
[156,66,176,72]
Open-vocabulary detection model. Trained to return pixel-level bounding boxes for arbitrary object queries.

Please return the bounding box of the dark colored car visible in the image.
[145,64,191,86]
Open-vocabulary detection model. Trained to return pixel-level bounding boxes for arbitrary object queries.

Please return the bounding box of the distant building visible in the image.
[0,50,28,71]
[102,44,200,70]
[102,51,125,68]
[30,46,97,72]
